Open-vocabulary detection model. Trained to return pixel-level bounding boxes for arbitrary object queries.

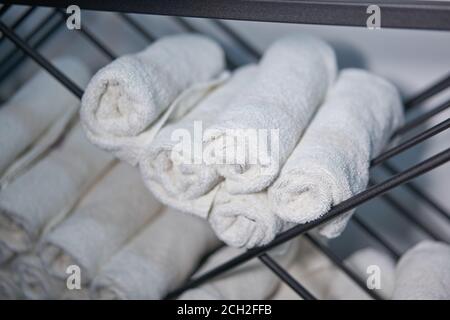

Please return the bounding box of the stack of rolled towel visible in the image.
[2,32,448,301]
[81,32,404,248]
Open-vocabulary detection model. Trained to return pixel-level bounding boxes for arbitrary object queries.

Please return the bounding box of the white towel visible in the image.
[0,241,14,265]
[327,247,396,300]
[0,123,113,256]
[81,34,227,165]
[14,253,64,300]
[209,187,291,248]
[90,207,221,299]
[0,265,21,299]
[39,162,162,285]
[393,241,450,300]
[204,34,337,195]
[140,65,258,218]
[269,69,404,238]
[179,240,298,300]
[0,57,90,178]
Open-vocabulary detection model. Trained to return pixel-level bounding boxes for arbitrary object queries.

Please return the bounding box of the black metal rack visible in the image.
[5,0,450,31]
[0,2,449,300]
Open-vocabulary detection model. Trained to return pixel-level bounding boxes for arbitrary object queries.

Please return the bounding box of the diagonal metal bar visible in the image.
[351,216,401,259]
[0,20,83,98]
[0,9,59,70]
[372,117,450,166]
[55,9,116,60]
[304,234,381,300]
[371,180,442,241]
[0,4,11,16]
[0,13,63,84]
[383,162,450,221]
[0,6,36,44]
[395,100,450,137]
[405,73,450,110]
[118,13,155,42]
[173,16,238,70]
[211,19,260,58]
[259,253,317,300]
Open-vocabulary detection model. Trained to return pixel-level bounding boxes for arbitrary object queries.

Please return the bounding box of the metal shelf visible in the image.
[5,0,450,31]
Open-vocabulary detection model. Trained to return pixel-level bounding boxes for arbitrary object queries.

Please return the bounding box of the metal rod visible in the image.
[405,74,450,110]
[166,148,450,297]
[372,117,450,166]
[395,100,450,136]
[0,10,59,70]
[0,20,83,98]
[173,17,237,70]
[211,19,260,58]
[0,4,11,16]
[8,0,450,31]
[0,14,63,83]
[0,6,36,44]
[351,216,401,259]
[259,253,317,300]
[374,184,441,241]
[118,13,155,42]
[304,234,381,300]
[55,9,116,60]
[383,162,450,221]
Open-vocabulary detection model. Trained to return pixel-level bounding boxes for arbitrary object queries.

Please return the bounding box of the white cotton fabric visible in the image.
[179,240,299,300]
[0,241,14,265]
[327,247,396,300]
[0,57,90,179]
[393,241,450,300]
[209,187,291,248]
[90,207,221,299]
[0,264,21,300]
[269,69,404,238]
[38,162,162,284]
[81,34,226,165]
[14,253,64,300]
[140,65,258,218]
[0,124,113,256]
[204,34,337,195]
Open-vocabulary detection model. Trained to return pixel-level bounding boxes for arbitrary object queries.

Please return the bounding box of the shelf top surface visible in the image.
[5,0,450,31]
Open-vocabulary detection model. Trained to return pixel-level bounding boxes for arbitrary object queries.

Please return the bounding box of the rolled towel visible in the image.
[81,34,227,165]
[393,241,450,300]
[0,123,113,256]
[0,241,14,265]
[269,69,404,238]
[39,162,162,285]
[14,253,64,300]
[0,264,21,299]
[209,187,290,248]
[0,57,90,177]
[90,207,221,299]
[140,65,258,218]
[204,34,337,195]
[179,240,299,300]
